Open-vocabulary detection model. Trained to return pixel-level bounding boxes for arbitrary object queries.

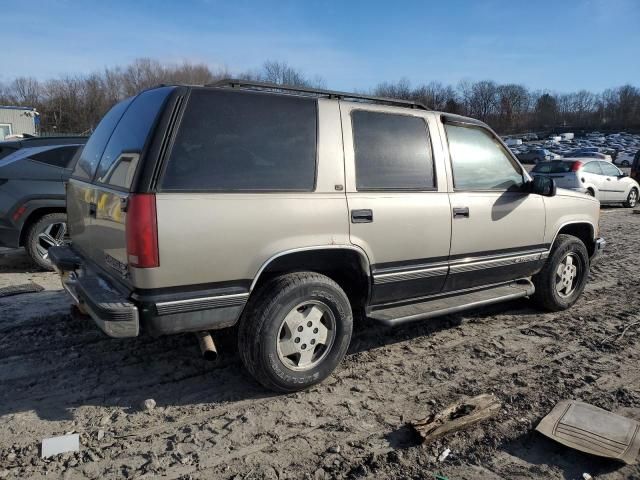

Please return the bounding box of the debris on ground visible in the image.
[437,448,451,462]
[412,394,501,443]
[0,283,43,298]
[536,400,640,464]
[142,398,157,411]
[41,433,80,458]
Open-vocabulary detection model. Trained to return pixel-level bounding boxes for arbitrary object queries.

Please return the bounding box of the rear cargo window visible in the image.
[30,145,81,169]
[73,99,131,181]
[161,89,317,191]
[95,87,173,189]
[351,110,435,190]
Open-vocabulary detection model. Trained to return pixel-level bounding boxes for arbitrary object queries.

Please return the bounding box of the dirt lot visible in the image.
[1,207,639,480]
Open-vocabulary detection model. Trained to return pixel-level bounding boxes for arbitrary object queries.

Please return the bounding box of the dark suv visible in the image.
[0,142,85,269]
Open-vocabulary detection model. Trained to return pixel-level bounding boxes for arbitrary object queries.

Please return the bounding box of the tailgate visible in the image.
[67,87,175,285]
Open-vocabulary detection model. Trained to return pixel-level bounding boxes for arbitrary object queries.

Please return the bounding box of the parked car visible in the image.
[613,152,635,167]
[531,159,639,207]
[565,151,613,162]
[632,150,640,183]
[50,81,604,393]
[0,142,85,269]
[0,135,87,161]
[517,148,555,164]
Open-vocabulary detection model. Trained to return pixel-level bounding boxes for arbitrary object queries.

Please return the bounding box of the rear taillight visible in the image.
[12,205,27,222]
[571,161,583,172]
[126,193,159,268]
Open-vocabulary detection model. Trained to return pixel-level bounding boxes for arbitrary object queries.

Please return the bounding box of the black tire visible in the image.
[25,212,68,271]
[238,272,353,393]
[623,188,638,208]
[586,188,595,197]
[531,234,589,312]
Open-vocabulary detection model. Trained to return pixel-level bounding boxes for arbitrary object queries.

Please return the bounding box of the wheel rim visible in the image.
[276,300,336,371]
[555,253,581,298]
[629,190,638,207]
[35,221,68,262]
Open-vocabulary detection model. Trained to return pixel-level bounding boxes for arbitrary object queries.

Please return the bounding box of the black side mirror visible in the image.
[528,176,557,197]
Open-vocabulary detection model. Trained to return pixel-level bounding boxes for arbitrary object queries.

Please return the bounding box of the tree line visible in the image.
[1,58,638,135]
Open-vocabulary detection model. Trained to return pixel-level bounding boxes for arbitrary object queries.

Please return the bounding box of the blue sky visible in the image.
[2,0,639,93]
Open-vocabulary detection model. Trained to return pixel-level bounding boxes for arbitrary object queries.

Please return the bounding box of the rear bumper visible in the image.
[49,245,246,338]
[591,237,605,265]
[0,221,20,248]
[49,246,139,338]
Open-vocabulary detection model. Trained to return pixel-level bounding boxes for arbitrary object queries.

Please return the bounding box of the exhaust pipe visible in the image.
[195,331,218,362]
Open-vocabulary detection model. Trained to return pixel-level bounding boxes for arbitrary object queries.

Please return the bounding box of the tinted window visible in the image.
[162,89,317,191]
[352,111,434,190]
[73,99,131,180]
[30,145,81,168]
[95,87,173,189]
[582,162,602,174]
[445,124,524,190]
[532,161,571,174]
[600,161,620,176]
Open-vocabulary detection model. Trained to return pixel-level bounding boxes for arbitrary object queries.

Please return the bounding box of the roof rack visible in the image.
[206,78,429,111]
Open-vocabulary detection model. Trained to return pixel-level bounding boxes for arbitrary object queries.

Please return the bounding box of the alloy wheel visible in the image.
[35,221,68,261]
[555,253,580,298]
[276,300,336,371]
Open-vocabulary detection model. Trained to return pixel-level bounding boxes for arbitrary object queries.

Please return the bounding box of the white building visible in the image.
[0,106,39,140]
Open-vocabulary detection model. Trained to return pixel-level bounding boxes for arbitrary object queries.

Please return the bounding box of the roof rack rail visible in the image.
[206,78,429,111]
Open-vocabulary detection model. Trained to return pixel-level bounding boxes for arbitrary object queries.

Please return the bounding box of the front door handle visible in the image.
[351,209,373,223]
[453,207,470,218]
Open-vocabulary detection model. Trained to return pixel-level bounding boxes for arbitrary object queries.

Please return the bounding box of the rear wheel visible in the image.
[623,188,638,208]
[25,212,68,271]
[531,234,589,311]
[238,272,353,392]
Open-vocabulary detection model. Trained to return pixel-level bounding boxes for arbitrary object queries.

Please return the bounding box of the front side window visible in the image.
[445,124,524,190]
[599,161,621,177]
[582,162,602,175]
[162,89,317,191]
[352,110,434,190]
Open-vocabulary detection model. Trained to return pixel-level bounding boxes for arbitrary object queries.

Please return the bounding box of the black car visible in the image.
[0,141,86,269]
[0,136,87,161]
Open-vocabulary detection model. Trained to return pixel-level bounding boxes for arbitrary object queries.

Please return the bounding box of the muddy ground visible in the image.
[1,207,639,480]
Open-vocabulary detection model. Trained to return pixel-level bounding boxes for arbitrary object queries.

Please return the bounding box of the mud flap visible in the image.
[536,400,640,464]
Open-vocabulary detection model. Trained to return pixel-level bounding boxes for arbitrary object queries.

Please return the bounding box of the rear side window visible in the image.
[30,145,80,168]
[95,87,173,189]
[351,111,434,190]
[162,89,317,191]
[73,99,132,180]
[599,161,620,176]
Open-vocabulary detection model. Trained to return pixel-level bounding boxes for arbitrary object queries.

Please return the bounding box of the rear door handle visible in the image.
[453,207,470,218]
[351,209,373,223]
[89,202,97,218]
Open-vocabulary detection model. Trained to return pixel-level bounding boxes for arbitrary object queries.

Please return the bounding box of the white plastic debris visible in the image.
[438,448,451,462]
[582,474,593,480]
[41,433,80,458]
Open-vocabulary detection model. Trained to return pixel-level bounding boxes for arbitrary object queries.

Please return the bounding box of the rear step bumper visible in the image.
[367,280,535,326]
[49,245,245,337]
[49,246,139,338]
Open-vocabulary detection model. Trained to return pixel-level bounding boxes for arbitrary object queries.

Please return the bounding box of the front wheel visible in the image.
[25,212,68,271]
[623,188,638,208]
[238,272,353,392]
[531,234,589,311]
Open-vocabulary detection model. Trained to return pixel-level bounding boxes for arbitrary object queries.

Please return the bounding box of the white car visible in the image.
[614,152,635,167]
[531,159,639,207]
